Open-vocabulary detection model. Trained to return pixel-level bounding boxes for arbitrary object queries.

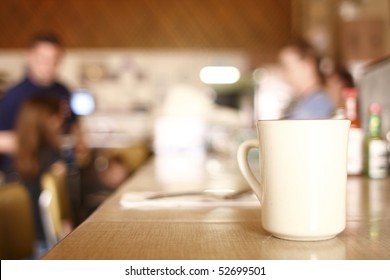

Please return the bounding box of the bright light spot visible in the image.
[71,89,95,116]
[200,66,240,84]
[253,67,268,84]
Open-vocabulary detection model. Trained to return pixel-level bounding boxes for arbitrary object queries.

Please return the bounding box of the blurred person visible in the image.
[326,66,355,108]
[279,38,334,119]
[254,65,293,120]
[98,155,131,190]
[0,33,88,223]
[14,94,72,258]
[0,33,87,175]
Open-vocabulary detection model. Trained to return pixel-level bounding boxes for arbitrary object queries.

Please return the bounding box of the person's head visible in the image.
[326,66,354,107]
[15,94,63,179]
[327,66,354,89]
[27,33,63,86]
[279,38,323,95]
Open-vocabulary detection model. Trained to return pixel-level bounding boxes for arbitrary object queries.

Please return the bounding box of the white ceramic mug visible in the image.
[237,120,351,241]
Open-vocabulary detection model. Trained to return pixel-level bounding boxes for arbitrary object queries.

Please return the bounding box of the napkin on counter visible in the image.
[119,191,259,209]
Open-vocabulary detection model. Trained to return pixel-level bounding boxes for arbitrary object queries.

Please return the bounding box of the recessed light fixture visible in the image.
[199,66,240,84]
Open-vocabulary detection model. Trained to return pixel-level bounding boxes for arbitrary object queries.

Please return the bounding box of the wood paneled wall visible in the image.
[0,0,291,57]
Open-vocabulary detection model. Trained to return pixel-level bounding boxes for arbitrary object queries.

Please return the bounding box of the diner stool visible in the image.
[39,165,73,248]
[0,183,35,259]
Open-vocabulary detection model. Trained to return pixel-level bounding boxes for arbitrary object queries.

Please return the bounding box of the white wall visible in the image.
[0,49,248,112]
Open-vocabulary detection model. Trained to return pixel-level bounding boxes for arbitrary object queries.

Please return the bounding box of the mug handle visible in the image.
[237,139,263,205]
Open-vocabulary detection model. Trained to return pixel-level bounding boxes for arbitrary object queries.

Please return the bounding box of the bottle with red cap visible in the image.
[342,87,364,175]
[364,103,388,179]
[343,87,361,128]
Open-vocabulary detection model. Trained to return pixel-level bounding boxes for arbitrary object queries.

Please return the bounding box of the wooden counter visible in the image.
[43,155,390,260]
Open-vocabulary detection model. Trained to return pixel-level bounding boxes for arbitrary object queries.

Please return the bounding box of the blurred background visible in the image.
[1,0,389,203]
[1,0,390,201]
[0,0,389,257]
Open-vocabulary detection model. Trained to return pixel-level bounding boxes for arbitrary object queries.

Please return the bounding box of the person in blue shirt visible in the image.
[279,38,335,119]
[0,33,79,176]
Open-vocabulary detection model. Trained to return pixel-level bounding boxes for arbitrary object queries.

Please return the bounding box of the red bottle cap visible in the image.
[369,103,382,114]
[342,87,357,99]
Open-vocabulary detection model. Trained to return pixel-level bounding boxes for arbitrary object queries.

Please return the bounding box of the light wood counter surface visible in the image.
[43,155,390,260]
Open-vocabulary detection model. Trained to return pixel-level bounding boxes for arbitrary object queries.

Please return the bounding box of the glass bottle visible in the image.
[343,87,363,175]
[343,87,361,128]
[364,103,388,179]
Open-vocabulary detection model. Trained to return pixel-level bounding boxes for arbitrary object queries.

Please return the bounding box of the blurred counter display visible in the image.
[80,111,151,149]
[80,110,152,189]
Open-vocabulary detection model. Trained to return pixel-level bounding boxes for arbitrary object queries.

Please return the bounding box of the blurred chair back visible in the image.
[0,183,35,259]
[359,57,390,134]
[39,165,72,248]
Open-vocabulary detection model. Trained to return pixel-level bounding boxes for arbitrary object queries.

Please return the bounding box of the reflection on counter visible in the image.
[259,237,346,260]
[346,176,389,249]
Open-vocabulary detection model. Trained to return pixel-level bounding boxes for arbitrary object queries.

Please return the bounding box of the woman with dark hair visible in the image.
[14,93,70,257]
[326,66,355,108]
[279,38,334,119]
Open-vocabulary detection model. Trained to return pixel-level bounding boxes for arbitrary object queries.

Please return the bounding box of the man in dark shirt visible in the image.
[0,34,87,256]
[0,78,76,131]
[0,33,78,174]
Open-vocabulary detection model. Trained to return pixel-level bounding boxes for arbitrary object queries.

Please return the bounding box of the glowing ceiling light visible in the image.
[199,66,240,84]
